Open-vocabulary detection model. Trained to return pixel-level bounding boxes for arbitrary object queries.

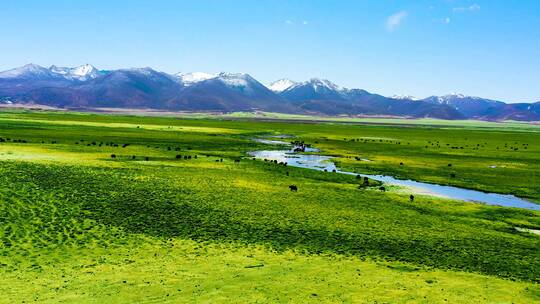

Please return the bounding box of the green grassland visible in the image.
[0,110,539,303]
[165,110,540,132]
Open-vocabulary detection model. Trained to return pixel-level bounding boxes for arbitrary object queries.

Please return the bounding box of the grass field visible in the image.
[0,110,539,303]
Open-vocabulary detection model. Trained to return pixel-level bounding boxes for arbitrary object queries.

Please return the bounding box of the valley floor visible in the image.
[0,110,538,303]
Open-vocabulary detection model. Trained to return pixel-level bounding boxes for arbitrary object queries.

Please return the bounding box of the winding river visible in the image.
[249,139,540,211]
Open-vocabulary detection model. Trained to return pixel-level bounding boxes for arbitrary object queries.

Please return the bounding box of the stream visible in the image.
[249,139,540,211]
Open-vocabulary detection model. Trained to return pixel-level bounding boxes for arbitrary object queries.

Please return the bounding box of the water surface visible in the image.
[249,148,539,211]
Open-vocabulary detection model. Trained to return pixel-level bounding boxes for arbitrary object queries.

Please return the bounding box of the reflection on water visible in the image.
[248,149,540,211]
[253,138,320,152]
[249,150,336,171]
[252,139,291,145]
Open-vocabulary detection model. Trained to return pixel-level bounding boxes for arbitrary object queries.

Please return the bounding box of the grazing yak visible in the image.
[289,185,298,192]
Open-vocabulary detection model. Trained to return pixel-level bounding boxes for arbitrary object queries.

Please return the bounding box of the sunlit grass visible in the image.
[0,110,538,302]
[1,238,538,304]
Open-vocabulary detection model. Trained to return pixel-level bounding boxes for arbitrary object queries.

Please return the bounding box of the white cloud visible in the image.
[386,10,408,32]
[470,4,481,11]
[285,20,308,26]
[453,4,480,12]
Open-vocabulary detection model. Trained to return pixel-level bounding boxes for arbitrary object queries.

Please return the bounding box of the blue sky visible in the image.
[1,0,539,102]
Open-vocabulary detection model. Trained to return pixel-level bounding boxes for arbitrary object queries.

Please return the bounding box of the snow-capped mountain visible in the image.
[175,72,295,112]
[268,79,297,92]
[178,72,278,99]
[177,72,266,96]
[215,72,254,90]
[0,63,538,121]
[0,63,101,81]
[49,64,101,81]
[290,78,342,92]
[420,94,506,118]
[425,93,479,104]
[69,67,183,108]
[392,95,419,101]
[0,63,59,79]
[176,72,216,86]
[276,80,464,118]
[280,78,345,103]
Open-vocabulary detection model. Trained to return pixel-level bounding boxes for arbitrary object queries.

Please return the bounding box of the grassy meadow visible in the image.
[0,110,539,303]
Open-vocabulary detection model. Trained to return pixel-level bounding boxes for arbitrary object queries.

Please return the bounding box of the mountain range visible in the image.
[0,64,538,121]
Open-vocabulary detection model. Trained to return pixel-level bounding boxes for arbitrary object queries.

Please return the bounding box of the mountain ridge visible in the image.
[0,63,538,121]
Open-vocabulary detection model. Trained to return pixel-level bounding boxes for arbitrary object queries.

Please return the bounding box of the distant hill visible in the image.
[0,64,538,121]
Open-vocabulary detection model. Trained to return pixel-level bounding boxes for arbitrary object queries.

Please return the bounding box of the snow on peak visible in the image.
[176,72,216,86]
[49,65,70,75]
[268,79,297,92]
[392,95,419,101]
[217,72,247,78]
[49,64,100,80]
[0,63,52,79]
[20,63,47,72]
[445,92,467,99]
[216,72,253,88]
[308,78,341,91]
[176,72,256,88]
[435,93,483,103]
[122,67,157,76]
[72,64,98,77]
[175,71,259,91]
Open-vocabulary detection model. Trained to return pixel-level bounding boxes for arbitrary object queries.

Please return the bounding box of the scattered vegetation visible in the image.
[0,110,538,302]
